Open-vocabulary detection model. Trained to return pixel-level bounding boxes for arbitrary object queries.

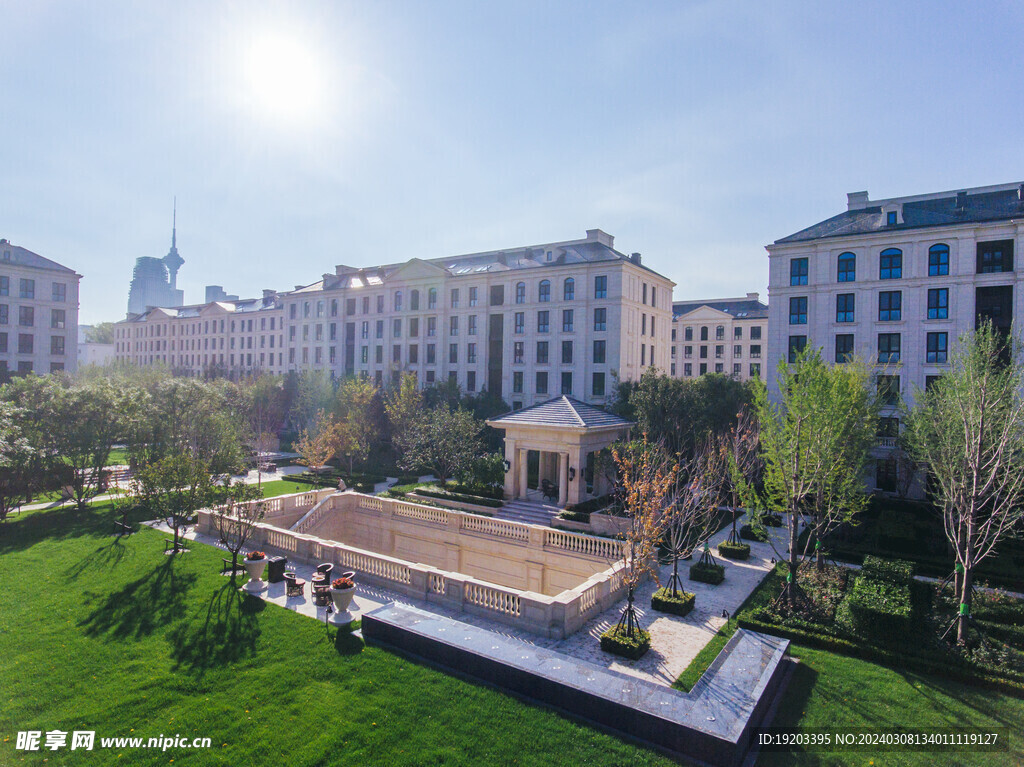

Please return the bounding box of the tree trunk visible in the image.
[788,503,800,609]
[958,567,973,644]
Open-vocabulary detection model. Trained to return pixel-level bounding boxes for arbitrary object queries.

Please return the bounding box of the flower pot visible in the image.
[329,585,356,624]
[244,558,267,592]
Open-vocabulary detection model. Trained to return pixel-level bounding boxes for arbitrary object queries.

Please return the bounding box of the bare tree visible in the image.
[903,323,1024,644]
[662,437,728,597]
[723,408,761,545]
[611,437,677,638]
[215,482,267,577]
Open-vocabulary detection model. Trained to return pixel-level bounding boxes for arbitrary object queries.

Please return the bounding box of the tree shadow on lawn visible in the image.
[0,502,148,556]
[167,581,265,675]
[63,536,130,579]
[79,556,197,641]
[896,668,1024,730]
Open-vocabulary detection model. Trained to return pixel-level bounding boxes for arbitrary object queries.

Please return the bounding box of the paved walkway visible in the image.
[155,514,786,689]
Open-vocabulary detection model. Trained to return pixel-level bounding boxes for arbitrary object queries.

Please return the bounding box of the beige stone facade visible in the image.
[670,293,768,382]
[115,229,674,407]
[0,239,80,379]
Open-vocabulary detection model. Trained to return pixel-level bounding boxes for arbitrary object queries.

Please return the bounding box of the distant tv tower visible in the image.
[162,197,184,289]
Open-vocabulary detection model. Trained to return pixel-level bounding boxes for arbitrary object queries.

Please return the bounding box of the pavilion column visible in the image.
[558,452,568,507]
[519,449,529,500]
[503,438,517,500]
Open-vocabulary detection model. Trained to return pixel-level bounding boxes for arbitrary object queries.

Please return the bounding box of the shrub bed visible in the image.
[690,562,725,585]
[566,494,619,514]
[762,513,783,527]
[558,510,591,523]
[449,482,504,501]
[599,626,651,659]
[651,588,695,617]
[717,541,750,560]
[739,524,768,542]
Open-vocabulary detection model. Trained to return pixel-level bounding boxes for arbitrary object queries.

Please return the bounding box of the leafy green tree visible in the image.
[288,370,334,434]
[294,410,342,485]
[335,376,379,473]
[131,453,218,553]
[0,402,34,525]
[385,372,422,461]
[741,347,877,610]
[0,375,64,500]
[903,323,1024,644]
[396,407,482,486]
[83,322,116,344]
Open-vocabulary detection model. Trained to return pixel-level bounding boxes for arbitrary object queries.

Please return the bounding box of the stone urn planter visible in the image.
[329,576,356,624]
[244,552,267,592]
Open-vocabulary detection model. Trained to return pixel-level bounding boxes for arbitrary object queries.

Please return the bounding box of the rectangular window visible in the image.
[715,345,724,358]
[732,363,741,376]
[887,211,898,226]
[929,246,949,276]
[346,298,356,316]
[593,308,607,331]
[751,326,762,340]
[469,286,478,306]
[467,343,476,363]
[490,285,504,306]
[734,326,743,339]
[376,320,384,339]
[789,296,807,324]
[977,240,1013,274]
[561,372,572,395]
[427,317,436,337]
[877,375,901,406]
[18,333,33,354]
[835,333,854,363]
[449,343,458,364]
[593,339,606,364]
[733,344,742,357]
[594,275,608,298]
[537,310,549,333]
[592,372,605,396]
[50,335,64,355]
[361,346,368,364]
[513,371,523,393]
[376,346,384,364]
[426,344,435,364]
[684,363,692,376]
[642,283,648,305]
[561,340,573,364]
[878,291,902,321]
[0,276,7,296]
[377,295,384,313]
[926,332,948,363]
[536,341,549,364]
[684,345,692,358]
[877,332,901,363]
[927,288,948,319]
[409,344,418,364]
[0,332,6,352]
[450,316,458,336]
[19,279,34,299]
[409,318,418,337]
[535,371,548,394]
[514,312,524,334]
[52,282,66,302]
[684,326,693,341]
[450,288,460,308]
[513,342,524,364]
[749,363,760,378]
[50,309,65,329]
[836,293,855,323]
[788,335,807,363]
[700,345,708,359]
[790,258,808,286]
[468,315,477,335]
[715,363,723,373]
[19,306,33,326]
[466,370,476,391]
[562,309,573,332]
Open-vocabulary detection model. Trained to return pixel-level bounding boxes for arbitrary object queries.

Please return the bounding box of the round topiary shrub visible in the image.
[651,588,695,617]
[717,541,751,560]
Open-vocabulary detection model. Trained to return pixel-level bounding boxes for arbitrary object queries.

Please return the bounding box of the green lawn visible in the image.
[0,502,676,766]
[256,479,318,498]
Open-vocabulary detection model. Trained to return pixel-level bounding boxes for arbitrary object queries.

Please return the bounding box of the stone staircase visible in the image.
[496,499,561,527]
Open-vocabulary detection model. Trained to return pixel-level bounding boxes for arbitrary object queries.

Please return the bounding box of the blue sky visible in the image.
[3,1,1022,325]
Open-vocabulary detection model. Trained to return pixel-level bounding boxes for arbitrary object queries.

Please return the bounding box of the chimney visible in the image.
[586,229,615,247]
[262,289,275,299]
[847,191,869,211]
[746,292,759,300]
[630,252,642,265]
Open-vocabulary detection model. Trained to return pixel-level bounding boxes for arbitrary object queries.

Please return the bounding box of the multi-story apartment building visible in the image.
[116,229,675,408]
[766,181,1024,490]
[670,293,768,381]
[115,291,285,374]
[0,239,81,379]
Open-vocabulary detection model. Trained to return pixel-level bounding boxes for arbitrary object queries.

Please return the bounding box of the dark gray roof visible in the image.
[487,396,634,430]
[0,240,78,274]
[673,298,768,320]
[776,186,1024,244]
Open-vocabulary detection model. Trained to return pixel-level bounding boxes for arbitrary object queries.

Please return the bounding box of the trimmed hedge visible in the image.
[844,576,913,635]
[718,541,750,561]
[599,626,651,659]
[861,555,915,586]
[413,488,503,508]
[566,494,618,514]
[449,482,504,501]
[558,510,591,523]
[690,562,725,585]
[651,588,695,617]
[739,524,769,543]
[763,513,783,527]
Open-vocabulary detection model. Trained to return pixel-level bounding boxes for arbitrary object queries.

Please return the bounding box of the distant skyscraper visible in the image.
[126,202,185,316]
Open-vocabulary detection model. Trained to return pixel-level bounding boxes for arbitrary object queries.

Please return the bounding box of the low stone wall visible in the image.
[405,492,499,516]
[196,491,629,639]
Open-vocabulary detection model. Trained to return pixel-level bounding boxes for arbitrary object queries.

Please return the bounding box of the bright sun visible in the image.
[242,32,324,122]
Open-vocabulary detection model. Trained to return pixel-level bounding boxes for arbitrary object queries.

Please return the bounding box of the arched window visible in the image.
[563,278,575,300]
[428,288,437,309]
[928,243,949,276]
[837,252,856,282]
[394,290,403,311]
[880,248,902,280]
[410,289,420,311]
[515,282,526,304]
[539,280,551,302]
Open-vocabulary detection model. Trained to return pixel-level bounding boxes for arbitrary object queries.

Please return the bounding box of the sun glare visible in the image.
[242,32,324,123]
